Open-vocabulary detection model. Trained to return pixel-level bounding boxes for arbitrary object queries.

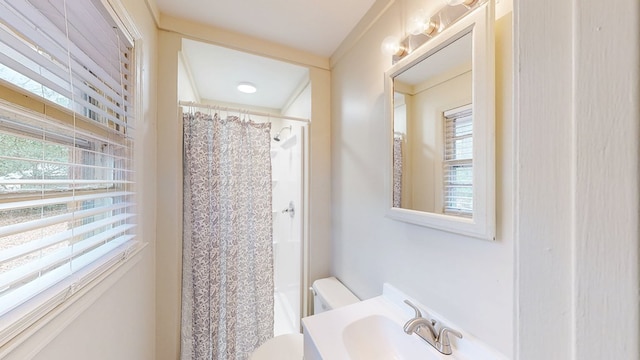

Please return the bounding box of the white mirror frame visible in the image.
[384,1,495,241]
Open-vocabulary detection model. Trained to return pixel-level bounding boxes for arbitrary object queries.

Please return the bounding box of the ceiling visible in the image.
[181,39,309,110]
[155,0,376,58]
[158,0,376,110]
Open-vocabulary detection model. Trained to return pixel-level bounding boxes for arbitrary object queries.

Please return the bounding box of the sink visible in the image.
[342,314,441,360]
[302,290,447,360]
[302,283,504,360]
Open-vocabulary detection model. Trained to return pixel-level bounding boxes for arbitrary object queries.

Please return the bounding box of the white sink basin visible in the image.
[342,314,441,360]
[302,283,505,360]
[302,290,448,360]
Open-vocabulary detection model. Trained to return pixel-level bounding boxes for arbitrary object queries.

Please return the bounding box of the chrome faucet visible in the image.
[403,300,438,345]
[403,300,463,356]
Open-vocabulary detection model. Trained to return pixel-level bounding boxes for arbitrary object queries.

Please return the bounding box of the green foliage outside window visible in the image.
[0,133,69,184]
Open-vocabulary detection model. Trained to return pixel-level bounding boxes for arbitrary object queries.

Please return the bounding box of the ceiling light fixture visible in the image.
[237,82,257,94]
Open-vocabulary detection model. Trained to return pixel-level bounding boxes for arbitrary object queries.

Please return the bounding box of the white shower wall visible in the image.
[271,125,303,335]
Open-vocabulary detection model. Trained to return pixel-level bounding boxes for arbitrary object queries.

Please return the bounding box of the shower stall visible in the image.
[271,123,305,335]
[177,37,311,340]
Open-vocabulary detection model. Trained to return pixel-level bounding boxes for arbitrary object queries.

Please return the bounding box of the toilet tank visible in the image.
[311,277,359,314]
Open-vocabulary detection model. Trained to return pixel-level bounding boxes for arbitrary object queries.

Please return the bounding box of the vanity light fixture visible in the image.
[445,0,479,7]
[407,9,440,37]
[380,36,406,56]
[382,0,486,63]
[410,16,440,36]
[237,82,257,94]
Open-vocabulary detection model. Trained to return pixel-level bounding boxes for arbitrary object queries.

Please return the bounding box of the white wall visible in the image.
[331,0,639,358]
[330,2,514,357]
[405,71,472,212]
[155,30,183,360]
[515,0,639,358]
[283,82,312,119]
[177,53,199,102]
[0,0,158,358]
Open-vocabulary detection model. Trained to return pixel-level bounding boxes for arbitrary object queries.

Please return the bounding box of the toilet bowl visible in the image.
[249,333,303,360]
[249,277,359,360]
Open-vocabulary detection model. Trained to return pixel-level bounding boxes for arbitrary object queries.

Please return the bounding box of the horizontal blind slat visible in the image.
[0,218,135,264]
[444,105,473,216]
[63,0,131,72]
[0,154,134,171]
[0,235,134,317]
[0,25,131,112]
[0,191,134,211]
[0,0,133,125]
[0,202,134,238]
[0,93,132,143]
[0,180,134,185]
[5,0,129,97]
[0,232,135,291]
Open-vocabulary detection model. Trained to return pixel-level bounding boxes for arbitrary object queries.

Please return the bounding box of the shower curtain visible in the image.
[393,135,403,207]
[181,112,274,360]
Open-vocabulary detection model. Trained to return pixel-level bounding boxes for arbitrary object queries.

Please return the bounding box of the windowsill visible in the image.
[0,242,148,358]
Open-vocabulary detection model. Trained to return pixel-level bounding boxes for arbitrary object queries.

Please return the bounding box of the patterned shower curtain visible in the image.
[393,135,403,207]
[181,112,274,360]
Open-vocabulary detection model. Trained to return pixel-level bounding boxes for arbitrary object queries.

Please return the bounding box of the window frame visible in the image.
[442,104,473,217]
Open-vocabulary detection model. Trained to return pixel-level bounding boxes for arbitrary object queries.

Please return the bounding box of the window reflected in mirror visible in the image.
[392,31,472,216]
[443,105,472,217]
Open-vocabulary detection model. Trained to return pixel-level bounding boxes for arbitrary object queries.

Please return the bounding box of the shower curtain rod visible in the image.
[179,101,310,123]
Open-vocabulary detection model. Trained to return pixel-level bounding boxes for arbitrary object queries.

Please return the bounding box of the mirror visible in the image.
[384,1,495,240]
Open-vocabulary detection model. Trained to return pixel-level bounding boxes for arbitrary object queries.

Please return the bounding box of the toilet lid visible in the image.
[250,333,303,360]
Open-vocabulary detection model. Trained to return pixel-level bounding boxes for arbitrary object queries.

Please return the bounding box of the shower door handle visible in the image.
[281,201,295,218]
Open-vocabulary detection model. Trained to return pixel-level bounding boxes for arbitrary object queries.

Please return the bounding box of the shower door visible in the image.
[271,125,304,335]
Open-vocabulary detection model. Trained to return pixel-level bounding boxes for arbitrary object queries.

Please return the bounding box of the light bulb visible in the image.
[407,18,439,37]
[380,36,405,56]
[407,9,439,37]
[407,10,427,36]
[423,18,439,36]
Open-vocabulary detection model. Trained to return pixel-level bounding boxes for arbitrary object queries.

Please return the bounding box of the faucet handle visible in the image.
[403,300,422,318]
[437,327,463,355]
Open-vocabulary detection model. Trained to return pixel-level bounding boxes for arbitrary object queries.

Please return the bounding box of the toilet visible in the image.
[250,277,359,360]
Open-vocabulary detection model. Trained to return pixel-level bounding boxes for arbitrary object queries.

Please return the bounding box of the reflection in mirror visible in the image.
[392,32,472,216]
[384,0,494,240]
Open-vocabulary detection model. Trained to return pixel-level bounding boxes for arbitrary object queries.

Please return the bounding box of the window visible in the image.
[443,105,472,217]
[0,0,137,343]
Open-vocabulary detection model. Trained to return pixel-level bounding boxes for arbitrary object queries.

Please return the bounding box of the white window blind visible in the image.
[0,0,133,132]
[0,0,137,341]
[443,105,472,217]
